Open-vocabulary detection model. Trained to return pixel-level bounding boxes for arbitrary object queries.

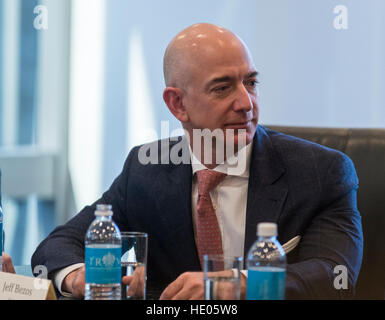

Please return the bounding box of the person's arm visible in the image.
[31,147,138,295]
[285,152,363,299]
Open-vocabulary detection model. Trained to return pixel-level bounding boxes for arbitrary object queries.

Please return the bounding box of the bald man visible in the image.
[32,23,363,300]
[163,24,258,167]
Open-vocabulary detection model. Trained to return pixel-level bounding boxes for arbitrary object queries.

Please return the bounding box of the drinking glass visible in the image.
[203,254,243,300]
[121,232,148,300]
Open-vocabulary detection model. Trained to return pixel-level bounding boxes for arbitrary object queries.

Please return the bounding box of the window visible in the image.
[0,0,71,265]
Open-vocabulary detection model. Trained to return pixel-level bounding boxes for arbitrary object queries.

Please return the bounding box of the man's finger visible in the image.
[127,276,140,296]
[122,275,134,285]
[2,253,16,273]
[159,276,184,300]
[172,281,204,300]
[170,288,195,300]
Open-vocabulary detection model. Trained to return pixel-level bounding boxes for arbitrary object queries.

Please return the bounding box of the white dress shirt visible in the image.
[54,141,253,295]
[190,142,252,263]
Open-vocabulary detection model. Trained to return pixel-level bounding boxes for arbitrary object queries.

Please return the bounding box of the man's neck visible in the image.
[189,140,252,175]
[190,142,229,169]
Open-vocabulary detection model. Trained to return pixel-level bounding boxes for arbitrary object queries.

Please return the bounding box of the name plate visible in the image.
[0,271,56,300]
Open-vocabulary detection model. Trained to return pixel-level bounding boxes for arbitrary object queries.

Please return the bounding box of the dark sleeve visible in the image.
[31,147,138,279]
[286,152,364,299]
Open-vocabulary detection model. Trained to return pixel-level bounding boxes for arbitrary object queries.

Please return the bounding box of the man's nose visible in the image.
[232,84,253,112]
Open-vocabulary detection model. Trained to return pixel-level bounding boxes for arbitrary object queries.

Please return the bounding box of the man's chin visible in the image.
[225,128,256,149]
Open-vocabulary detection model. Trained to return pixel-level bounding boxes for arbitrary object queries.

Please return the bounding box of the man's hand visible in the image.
[122,265,146,299]
[160,272,205,300]
[2,253,16,273]
[160,270,246,300]
[62,266,85,299]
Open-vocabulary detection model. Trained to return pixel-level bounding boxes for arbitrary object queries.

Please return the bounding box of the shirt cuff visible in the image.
[52,263,84,297]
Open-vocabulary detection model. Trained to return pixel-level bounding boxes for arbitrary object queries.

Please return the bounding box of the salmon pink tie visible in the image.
[195,169,227,268]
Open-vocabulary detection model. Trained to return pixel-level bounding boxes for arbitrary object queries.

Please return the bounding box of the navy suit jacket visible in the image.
[31,126,363,299]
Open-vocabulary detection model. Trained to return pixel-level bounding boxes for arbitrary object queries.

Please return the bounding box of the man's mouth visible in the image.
[224,120,252,129]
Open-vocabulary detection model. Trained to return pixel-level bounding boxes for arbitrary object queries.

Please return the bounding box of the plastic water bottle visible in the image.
[85,204,122,300]
[246,222,286,300]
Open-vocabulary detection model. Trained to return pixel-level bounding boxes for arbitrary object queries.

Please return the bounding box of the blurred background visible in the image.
[0,0,384,265]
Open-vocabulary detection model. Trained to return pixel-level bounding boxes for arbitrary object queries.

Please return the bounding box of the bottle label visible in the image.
[246,267,286,300]
[85,246,121,284]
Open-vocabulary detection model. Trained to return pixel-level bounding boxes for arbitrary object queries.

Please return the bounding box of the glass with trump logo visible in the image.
[203,254,243,300]
[121,232,148,300]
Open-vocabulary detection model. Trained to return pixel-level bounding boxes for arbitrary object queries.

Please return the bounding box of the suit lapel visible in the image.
[153,137,201,270]
[244,126,288,258]
[152,129,288,267]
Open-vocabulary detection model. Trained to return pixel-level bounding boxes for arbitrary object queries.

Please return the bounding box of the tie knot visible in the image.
[196,169,227,196]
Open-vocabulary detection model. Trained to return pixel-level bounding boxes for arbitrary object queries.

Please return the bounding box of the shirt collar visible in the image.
[189,141,253,178]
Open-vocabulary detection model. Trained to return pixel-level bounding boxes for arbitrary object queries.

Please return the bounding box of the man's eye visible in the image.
[213,86,229,93]
[246,79,259,87]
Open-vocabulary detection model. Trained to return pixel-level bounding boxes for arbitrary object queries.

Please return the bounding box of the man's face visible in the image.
[181,40,259,150]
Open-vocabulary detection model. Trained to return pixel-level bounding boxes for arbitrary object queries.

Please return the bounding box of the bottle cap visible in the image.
[257,222,277,237]
[95,204,113,216]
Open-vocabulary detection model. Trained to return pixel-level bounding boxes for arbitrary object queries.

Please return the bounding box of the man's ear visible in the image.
[163,87,189,123]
